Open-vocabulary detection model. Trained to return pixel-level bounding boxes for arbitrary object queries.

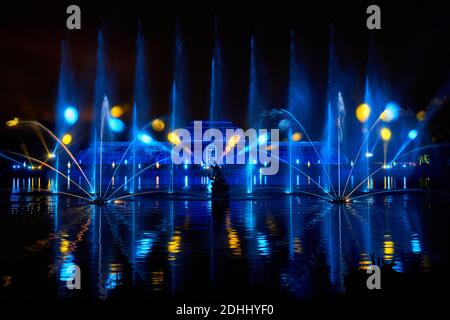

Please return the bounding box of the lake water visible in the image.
[0,188,449,302]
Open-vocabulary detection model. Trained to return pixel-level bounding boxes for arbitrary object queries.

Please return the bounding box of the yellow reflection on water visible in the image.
[225,215,242,256]
[265,214,278,237]
[151,270,164,291]
[60,238,70,254]
[358,252,372,270]
[384,235,394,261]
[293,237,302,254]
[168,231,182,260]
[421,255,432,271]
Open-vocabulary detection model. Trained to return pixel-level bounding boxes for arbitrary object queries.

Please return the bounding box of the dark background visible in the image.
[0,0,449,145]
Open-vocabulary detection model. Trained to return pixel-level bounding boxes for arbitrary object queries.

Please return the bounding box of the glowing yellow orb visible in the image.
[62,134,72,145]
[151,118,165,132]
[228,134,240,147]
[6,118,19,127]
[110,106,124,118]
[291,132,303,141]
[416,110,426,122]
[168,132,181,145]
[380,128,391,142]
[355,103,371,123]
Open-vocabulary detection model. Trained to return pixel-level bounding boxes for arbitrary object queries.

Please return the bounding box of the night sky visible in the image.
[1,1,449,141]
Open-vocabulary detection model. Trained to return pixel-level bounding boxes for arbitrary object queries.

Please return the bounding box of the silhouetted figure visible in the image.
[208,163,230,199]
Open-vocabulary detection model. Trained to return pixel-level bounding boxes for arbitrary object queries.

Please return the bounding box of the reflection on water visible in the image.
[8,174,433,198]
[0,189,449,300]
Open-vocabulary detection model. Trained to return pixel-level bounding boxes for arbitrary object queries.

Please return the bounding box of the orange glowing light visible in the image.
[416,110,426,122]
[110,106,124,118]
[151,118,166,132]
[291,132,303,141]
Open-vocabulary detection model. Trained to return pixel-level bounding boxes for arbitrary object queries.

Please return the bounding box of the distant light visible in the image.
[416,110,426,122]
[138,133,153,144]
[380,127,392,142]
[151,118,165,132]
[258,133,267,145]
[408,129,418,140]
[155,162,160,169]
[168,132,181,145]
[48,153,56,159]
[402,164,407,168]
[291,132,302,142]
[278,119,291,130]
[110,106,124,118]
[6,118,19,127]
[296,159,299,164]
[64,106,78,125]
[108,118,125,132]
[228,134,240,148]
[365,152,373,158]
[380,102,400,122]
[356,103,371,123]
[62,134,72,145]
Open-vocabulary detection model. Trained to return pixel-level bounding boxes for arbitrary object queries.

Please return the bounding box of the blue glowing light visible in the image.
[408,129,418,140]
[384,102,400,121]
[411,234,422,253]
[258,133,268,145]
[106,272,122,289]
[64,106,79,125]
[136,234,154,258]
[138,133,153,144]
[257,233,270,256]
[108,118,125,132]
[59,254,76,281]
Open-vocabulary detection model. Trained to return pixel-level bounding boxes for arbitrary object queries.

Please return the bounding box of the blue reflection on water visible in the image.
[1,190,447,300]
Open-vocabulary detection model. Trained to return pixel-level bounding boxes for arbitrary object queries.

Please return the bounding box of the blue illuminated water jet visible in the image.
[209,19,224,122]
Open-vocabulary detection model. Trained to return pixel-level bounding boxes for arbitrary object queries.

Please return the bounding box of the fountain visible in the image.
[2,22,447,206]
